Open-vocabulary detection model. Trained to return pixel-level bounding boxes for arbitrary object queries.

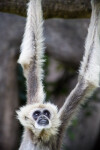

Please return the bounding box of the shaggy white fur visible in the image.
[18,0,45,79]
[17,0,100,150]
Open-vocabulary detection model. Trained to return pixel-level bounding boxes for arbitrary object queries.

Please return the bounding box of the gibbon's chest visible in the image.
[23,140,50,150]
[27,140,50,150]
[34,145,49,150]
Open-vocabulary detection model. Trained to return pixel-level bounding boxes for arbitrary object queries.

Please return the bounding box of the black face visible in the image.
[33,109,51,126]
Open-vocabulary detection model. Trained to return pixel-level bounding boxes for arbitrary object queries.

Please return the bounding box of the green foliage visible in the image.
[17,64,26,105]
[62,144,70,150]
[43,54,50,101]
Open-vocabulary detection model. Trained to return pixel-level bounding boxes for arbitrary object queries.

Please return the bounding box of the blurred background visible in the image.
[0,12,100,150]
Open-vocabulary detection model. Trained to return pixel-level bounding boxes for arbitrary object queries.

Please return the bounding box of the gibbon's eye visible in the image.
[33,110,41,120]
[43,110,50,118]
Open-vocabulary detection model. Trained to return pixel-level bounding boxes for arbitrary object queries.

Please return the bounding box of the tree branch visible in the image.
[0,0,91,18]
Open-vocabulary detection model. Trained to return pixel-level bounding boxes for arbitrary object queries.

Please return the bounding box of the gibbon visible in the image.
[17,0,100,150]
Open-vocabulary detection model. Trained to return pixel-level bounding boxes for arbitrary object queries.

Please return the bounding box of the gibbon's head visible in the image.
[17,103,61,141]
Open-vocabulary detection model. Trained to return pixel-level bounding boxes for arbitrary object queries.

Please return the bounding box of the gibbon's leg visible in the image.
[57,0,100,148]
[18,0,45,104]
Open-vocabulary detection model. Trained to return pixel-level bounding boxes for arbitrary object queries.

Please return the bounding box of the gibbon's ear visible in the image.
[16,105,35,129]
[18,0,45,104]
[16,106,30,127]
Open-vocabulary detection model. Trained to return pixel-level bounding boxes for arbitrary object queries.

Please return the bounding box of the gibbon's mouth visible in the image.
[38,118,49,126]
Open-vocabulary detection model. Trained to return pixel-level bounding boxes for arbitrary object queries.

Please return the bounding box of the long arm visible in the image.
[18,0,45,104]
[58,0,100,140]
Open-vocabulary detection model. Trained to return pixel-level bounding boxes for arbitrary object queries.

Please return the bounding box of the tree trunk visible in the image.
[0,13,23,150]
[0,49,19,150]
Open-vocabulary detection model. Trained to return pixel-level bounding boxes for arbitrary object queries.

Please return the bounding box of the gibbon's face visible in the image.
[32,108,51,129]
[17,103,61,137]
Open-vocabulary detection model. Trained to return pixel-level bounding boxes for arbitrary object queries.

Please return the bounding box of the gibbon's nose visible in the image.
[38,116,49,126]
